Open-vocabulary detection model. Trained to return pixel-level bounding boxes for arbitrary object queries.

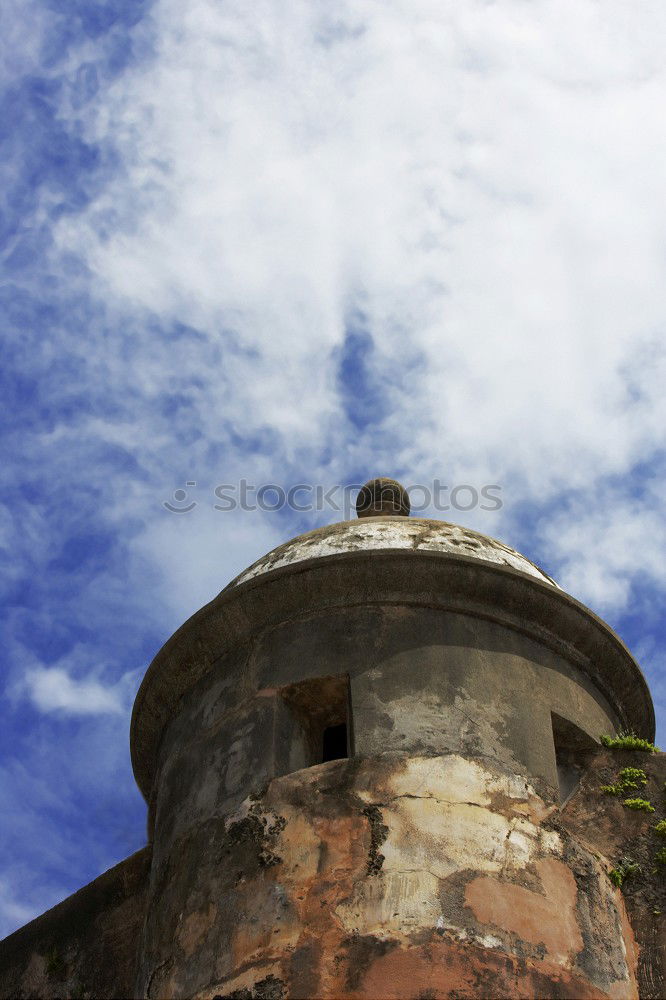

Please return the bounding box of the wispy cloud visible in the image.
[51,1,666,588]
[1,0,666,939]
[540,481,666,614]
[23,666,124,716]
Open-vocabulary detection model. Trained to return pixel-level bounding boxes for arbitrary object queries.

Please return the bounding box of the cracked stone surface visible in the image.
[4,752,666,998]
[134,754,637,999]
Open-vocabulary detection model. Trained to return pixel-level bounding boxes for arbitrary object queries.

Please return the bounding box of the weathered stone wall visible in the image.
[134,579,637,998]
[559,747,666,1000]
[131,550,653,809]
[149,602,619,865]
[0,847,151,999]
[3,753,665,998]
[136,752,638,999]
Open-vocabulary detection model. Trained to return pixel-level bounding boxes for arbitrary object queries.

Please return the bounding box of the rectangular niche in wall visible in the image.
[278,673,352,773]
[551,712,597,804]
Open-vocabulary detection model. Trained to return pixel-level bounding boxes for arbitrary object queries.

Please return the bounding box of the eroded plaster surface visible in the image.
[137,753,637,1000]
[4,751,662,999]
[228,518,559,590]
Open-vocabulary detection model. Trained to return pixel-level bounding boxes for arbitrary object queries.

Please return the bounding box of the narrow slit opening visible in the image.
[323,722,348,762]
[279,674,352,771]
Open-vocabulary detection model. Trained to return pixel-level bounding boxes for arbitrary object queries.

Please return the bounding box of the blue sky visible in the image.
[2,0,666,938]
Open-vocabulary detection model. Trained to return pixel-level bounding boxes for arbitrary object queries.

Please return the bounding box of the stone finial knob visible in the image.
[356,477,410,518]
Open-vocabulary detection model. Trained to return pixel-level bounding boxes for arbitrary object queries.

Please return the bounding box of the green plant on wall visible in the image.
[601,767,648,797]
[600,732,659,752]
[608,859,641,888]
[618,768,649,790]
[600,768,655,811]
[599,767,648,812]
[623,798,655,813]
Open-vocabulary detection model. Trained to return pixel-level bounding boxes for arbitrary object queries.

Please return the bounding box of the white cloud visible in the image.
[46,0,666,608]
[23,666,125,716]
[133,503,286,624]
[0,0,54,83]
[541,493,666,614]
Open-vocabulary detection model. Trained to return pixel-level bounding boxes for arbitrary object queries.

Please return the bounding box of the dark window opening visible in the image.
[323,722,348,762]
[279,674,352,771]
[551,712,597,804]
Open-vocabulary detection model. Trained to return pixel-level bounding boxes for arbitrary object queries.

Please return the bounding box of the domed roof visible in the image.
[227,515,559,591]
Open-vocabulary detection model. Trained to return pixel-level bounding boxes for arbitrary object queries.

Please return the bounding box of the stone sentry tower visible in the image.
[129,477,654,999]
